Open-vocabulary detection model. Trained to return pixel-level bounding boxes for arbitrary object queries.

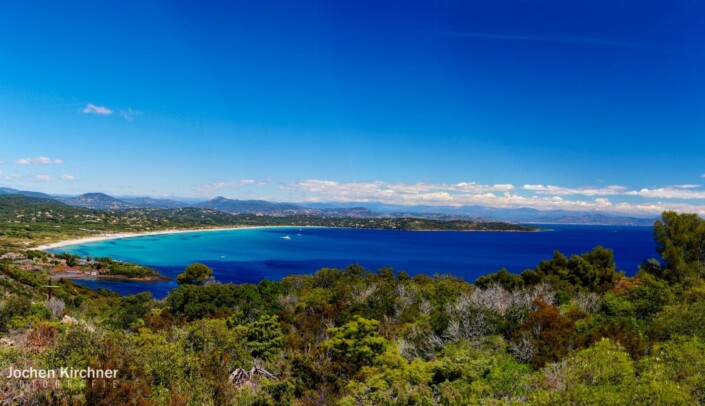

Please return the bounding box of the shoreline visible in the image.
[32,224,540,252]
[50,272,170,282]
[33,225,306,251]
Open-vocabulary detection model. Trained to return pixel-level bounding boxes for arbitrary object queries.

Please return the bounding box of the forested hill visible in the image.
[0,194,536,250]
[0,211,704,403]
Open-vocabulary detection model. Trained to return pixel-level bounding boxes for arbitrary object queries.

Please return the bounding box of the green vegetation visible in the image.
[94,257,161,279]
[176,263,214,285]
[0,210,704,404]
[653,211,705,282]
[0,249,161,280]
[477,245,622,296]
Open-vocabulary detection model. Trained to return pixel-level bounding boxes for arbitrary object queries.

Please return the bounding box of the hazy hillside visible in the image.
[0,187,53,199]
[120,196,191,209]
[304,202,656,225]
[57,192,136,210]
[195,196,303,214]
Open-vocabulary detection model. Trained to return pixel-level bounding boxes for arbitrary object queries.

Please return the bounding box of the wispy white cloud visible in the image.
[285,180,515,206]
[283,179,705,215]
[15,156,63,165]
[82,104,112,115]
[286,180,514,202]
[625,186,705,199]
[120,108,141,121]
[0,171,21,180]
[0,170,75,183]
[523,183,705,200]
[34,174,55,182]
[522,184,627,196]
[196,179,263,195]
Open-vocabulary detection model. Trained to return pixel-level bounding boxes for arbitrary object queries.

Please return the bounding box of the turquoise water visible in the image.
[51,225,657,299]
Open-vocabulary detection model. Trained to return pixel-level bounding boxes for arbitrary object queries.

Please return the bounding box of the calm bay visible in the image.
[51,225,656,299]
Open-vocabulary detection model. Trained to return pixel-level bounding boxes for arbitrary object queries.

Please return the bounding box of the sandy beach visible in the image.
[33,225,300,251]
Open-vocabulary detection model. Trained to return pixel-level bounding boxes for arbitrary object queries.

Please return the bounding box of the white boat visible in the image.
[280,235,292,240]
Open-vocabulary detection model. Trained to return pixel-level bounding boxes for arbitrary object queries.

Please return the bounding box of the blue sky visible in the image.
[2,1,705,215]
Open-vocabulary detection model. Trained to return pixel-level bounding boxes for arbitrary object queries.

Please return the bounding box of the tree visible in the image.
[176,263,214,286]
[513,299,577,368]
[532,338,634,404]
[325,316,388,375]
[244,315,284,360]
[519,247,620,294]
[654,211,705,283]
[112,292,154,329]
[475,268,524,290]
[578,245,621,291]
[167,283,239,320]
[45,297,65,320]
[632,336,705,404]
[0,294,31,331]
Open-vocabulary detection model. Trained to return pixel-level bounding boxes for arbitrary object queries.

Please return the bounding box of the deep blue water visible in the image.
[50,225,656,299]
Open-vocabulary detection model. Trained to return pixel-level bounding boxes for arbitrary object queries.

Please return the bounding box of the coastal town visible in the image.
[0,250,164,281]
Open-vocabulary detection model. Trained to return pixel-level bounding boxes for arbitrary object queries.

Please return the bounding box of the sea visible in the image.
[50,225,657,299]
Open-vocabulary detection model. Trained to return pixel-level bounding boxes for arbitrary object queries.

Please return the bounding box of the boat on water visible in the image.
[280,235,292,240]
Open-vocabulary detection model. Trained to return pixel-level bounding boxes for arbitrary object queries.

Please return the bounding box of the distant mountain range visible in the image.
[0,187,658,225]
[120,196,190,209]
[195,196,301,213]
[305,202,657,225]
[56,193,136,210]
[0,187,53,199]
